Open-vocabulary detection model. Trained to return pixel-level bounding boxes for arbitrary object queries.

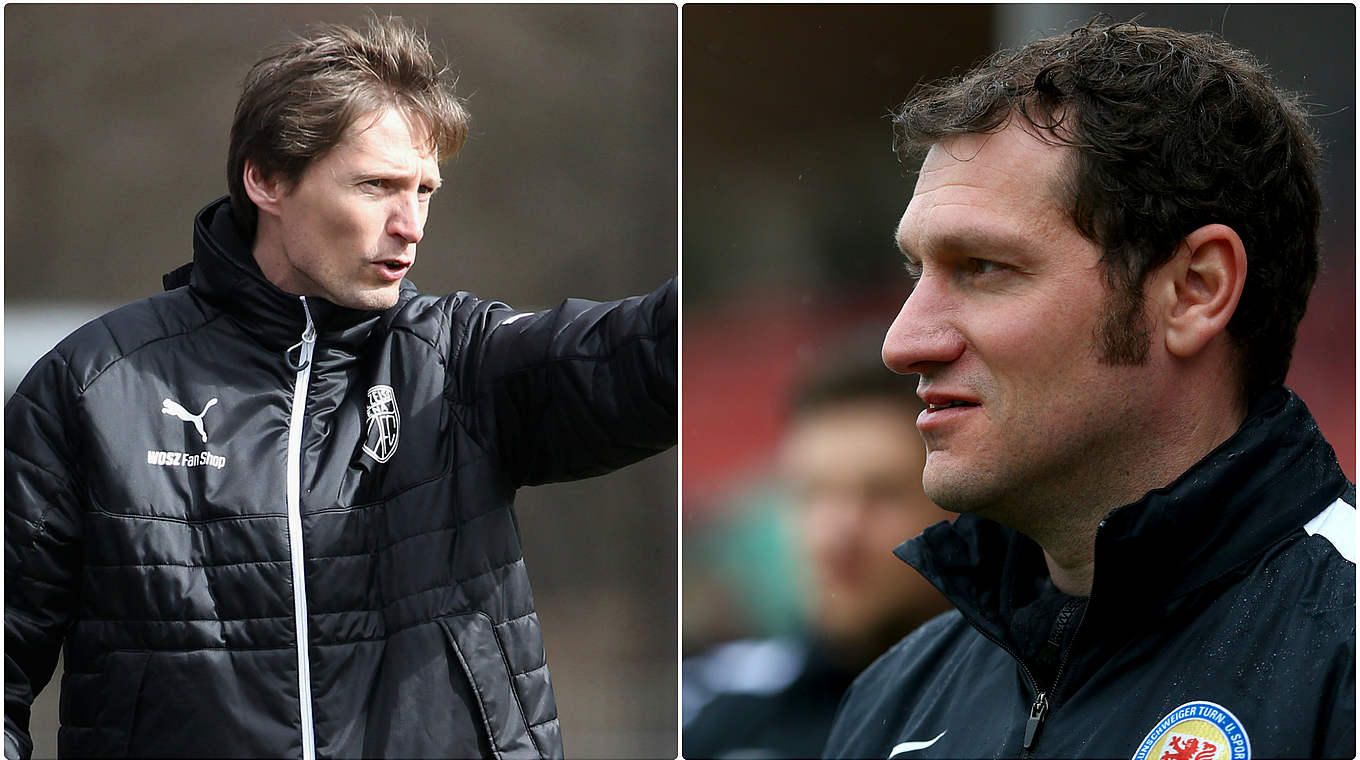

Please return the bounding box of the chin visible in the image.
[335,287,401,311]
[923,463,996,515]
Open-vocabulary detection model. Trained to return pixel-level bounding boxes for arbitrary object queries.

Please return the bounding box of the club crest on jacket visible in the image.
[1133,701,1250,760]
[362,385,400,463]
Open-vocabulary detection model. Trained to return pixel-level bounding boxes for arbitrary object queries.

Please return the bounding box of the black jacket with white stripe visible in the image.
[4,197,676,759]
[824,388,1355,760]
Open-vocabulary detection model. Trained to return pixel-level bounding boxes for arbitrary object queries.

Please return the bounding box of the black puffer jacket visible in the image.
[825,389,1354,760]
[4,197,676,759]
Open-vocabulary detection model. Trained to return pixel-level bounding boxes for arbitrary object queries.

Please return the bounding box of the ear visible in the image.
[1156,223,1247,359]
[242,159,286,219]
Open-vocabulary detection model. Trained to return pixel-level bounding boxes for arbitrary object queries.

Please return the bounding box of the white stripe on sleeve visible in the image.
[1303,498,1356,564]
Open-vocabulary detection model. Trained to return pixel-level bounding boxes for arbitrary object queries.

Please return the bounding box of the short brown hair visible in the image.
[227,14,469,237]
[893,20,1321,400]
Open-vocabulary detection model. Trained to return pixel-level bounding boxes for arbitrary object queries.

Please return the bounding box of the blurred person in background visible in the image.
[4,14,674,760]
[825,19,1353,759]
[684,344,951,759]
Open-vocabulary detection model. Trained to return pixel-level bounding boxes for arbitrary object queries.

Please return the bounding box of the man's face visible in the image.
[782,400,950,649]
[883,124,1156,522]
[266,108,441,310]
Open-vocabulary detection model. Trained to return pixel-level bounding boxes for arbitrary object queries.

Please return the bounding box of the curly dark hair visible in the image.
[892,20,1321,400]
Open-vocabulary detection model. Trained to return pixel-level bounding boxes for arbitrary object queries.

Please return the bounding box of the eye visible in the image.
[418,184,437,196]
[363,179,386,190]
[902,256,922,279]
[967,258,1005,275]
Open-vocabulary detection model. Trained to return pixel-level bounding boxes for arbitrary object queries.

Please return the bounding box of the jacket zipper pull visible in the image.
[1023,691,1048,751]
[285,298,318,371]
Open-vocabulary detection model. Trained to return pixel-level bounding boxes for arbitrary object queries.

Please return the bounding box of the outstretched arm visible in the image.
[450,278,676,487]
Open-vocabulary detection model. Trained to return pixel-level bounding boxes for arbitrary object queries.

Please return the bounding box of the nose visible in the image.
[882,276,965,374]
[387,193,424,245]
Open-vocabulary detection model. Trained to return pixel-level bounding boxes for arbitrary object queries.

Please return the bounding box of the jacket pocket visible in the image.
[438,612,541,760]
[57,650,151,757]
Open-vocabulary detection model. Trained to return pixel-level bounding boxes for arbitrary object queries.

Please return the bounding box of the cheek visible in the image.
[975,296,1102,394]
[301,193,371,239]
[287,200,353,255]
[331,204,376,243]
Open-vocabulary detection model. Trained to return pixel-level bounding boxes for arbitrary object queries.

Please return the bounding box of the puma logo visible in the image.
[162,397,218,443]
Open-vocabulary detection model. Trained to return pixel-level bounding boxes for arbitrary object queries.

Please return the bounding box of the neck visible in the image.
[1043,546,1096,596]
[250,218,301,296]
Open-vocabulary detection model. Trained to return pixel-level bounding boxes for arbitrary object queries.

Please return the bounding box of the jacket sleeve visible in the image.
[5,350,85,760]
[1321,625,1356,758]
[452,278,676,487]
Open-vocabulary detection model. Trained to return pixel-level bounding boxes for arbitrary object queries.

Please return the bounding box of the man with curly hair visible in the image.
[825,21,1352,760]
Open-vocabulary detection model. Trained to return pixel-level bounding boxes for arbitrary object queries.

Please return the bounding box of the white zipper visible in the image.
[285,297,318,760]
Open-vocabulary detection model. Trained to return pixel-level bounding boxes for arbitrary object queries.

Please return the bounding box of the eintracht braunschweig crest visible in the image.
[1133,701,1250,760]
[362,385,400,463]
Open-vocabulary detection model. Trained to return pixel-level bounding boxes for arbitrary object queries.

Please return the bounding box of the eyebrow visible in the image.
[352,166,442,188]
[897,225,1032,262]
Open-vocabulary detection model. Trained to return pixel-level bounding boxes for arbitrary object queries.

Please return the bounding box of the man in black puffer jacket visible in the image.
[825,20,1353,760]
[5,15,673,760]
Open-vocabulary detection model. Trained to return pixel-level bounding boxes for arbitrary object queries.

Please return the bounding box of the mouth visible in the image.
[374,259,411,281]
[925,399,979,411]
[918,388,980,411]
[916,389,981,432]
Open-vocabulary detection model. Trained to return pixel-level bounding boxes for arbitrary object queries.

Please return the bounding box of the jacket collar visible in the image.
[166,196,413,355]
[897,388,1348,646]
